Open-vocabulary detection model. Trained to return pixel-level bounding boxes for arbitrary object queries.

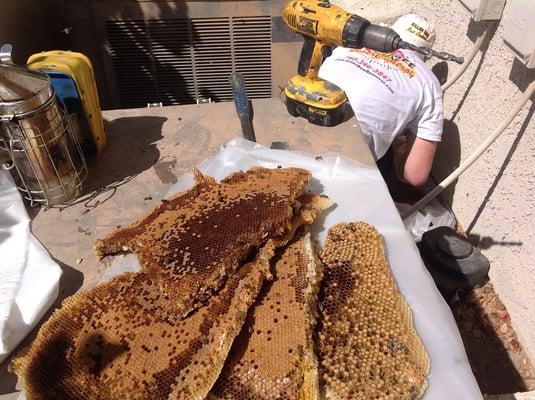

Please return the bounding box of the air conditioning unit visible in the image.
[503,0,535,68]
[66,0,302,109]
[456,0,506,21]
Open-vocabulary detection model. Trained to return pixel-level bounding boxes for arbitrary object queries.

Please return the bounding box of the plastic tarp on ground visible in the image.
[105,138,482,399]
[0,171,62,364]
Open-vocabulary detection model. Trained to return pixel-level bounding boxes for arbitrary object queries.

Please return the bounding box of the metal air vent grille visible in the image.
[106,16,272,108]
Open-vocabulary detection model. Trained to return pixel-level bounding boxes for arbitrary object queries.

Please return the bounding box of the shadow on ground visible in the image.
[85,116,167,193]
[452,282,535,394]
[49,115,169,211]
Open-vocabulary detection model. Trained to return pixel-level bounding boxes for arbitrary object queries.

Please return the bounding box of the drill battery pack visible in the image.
[284,75,347,127]
[285,97,346,127]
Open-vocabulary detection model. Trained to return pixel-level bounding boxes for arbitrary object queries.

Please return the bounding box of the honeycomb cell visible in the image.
[94,167,312,317]
[208,231,323,400]
[318,222,430,400]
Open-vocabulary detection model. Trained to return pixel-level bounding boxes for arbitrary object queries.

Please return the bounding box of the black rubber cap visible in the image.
[420,226,490,288]
[438,235,473,259]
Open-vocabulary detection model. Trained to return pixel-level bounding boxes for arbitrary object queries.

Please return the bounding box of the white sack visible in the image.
[0,171,62,363]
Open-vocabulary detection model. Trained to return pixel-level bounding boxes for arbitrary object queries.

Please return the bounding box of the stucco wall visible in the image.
[333,0,535,364]
[0,0,68,65]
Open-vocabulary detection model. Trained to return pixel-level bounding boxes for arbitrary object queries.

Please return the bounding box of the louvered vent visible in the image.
[106,16,272,108]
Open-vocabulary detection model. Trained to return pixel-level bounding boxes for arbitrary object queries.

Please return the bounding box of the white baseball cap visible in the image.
[392,14,436,49]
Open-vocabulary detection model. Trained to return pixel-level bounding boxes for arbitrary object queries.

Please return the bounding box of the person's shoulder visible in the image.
[421,66,442,93]
[411,57,442,97]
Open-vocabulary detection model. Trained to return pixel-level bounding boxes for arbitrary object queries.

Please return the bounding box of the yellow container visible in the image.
[27,50,106,155]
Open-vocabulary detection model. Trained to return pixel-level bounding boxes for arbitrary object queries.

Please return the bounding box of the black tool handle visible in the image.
[298,36,333,78]
[298,36,316,77]
[230,72,256,142]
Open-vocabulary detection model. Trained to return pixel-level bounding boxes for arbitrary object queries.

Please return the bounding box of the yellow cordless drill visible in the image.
[283,0,462,126]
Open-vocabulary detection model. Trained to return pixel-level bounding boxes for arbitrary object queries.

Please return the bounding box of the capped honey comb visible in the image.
[10,244,272,400]
[209,231,323,400]
[318,222,430,400]
[94,167,311,317]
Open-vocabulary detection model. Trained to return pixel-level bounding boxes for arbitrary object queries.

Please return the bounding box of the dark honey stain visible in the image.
[78,333,128,375]
[78,226,92,236]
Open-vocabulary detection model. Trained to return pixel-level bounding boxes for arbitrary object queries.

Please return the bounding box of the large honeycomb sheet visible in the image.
[318,222,430,400]
[10,245,272,400]
[209,231,323,400]
[94,167,311,317]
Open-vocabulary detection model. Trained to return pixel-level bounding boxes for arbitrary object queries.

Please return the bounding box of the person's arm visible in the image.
[402,77,443,187]
[403,131,437,187]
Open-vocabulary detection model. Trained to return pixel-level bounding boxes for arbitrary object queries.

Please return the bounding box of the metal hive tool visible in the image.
[208,231,324,400]
[94,167,312,318]
[318,222,430,400]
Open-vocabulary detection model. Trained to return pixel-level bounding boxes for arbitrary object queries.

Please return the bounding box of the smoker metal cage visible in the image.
[0,96,88,207]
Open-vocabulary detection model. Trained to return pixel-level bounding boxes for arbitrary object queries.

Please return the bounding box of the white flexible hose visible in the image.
[401,79,535,219]
[441,26,490,92]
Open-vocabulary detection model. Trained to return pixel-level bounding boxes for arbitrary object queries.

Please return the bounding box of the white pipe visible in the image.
[441,25,491,92]
[401,79,535,219]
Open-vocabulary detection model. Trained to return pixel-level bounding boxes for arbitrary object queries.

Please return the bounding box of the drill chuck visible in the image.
[361,25,402,53]
[343,15,402,53]
[342,15,370,48]
[343,16,464,63]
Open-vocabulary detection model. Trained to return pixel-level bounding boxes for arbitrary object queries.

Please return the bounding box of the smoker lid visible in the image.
[0,63,53,117]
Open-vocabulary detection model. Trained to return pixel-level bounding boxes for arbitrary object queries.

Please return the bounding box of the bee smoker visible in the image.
[0,45,87,207]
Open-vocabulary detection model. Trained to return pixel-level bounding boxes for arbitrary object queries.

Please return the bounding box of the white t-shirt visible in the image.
[319,47,443,160]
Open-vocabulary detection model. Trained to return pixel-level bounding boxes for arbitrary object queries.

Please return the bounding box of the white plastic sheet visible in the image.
[106,138,482,399]
[0,171,62,363]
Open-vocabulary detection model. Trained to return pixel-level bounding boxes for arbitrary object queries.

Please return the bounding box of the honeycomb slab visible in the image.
[10,244,272,400]
[318,222,430,400]
[209,231,323,400]
[94,167,311,317]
